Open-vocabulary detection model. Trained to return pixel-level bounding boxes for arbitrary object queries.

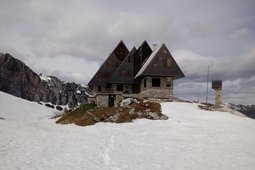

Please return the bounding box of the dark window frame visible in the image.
[116,84,123,91]
[144,79,147,88]
[152,78,161,87]
[98,86,102,92]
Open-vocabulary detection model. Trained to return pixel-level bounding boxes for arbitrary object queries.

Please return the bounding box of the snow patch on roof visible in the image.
[135,44,162,78]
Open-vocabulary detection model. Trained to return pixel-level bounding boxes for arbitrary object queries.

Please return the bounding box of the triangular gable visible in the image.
[133,41,153,76]
[88,41,129,86]
[135,43,185,79]
[109,47,137,84]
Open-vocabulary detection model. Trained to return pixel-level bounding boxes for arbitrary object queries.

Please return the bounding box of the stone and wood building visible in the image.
[88,40,184,107]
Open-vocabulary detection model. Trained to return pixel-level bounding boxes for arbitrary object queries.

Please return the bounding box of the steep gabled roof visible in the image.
[133,41,153,76]
[88,41,129,86]
[108,47,137,84]
[135,43,185,79]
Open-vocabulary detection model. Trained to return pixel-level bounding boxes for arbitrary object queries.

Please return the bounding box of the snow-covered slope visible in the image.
[0,91,57,120]
[0,99,255,170]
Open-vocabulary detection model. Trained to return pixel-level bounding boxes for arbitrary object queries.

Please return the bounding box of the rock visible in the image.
[107,113,120,122]
[129,108,135,115]
[137,111,143,116]
[0,117,5,120]
[159,115,169,120]
[56,106,63,111]
[120,98,133,107]
[45,103,55,109]
[148,112,159,120]
[0,53,91,109]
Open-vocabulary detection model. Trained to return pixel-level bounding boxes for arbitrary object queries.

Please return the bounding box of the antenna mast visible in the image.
[206,65,210,103]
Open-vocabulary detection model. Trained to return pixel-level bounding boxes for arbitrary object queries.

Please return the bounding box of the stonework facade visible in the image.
[140,77,173,101]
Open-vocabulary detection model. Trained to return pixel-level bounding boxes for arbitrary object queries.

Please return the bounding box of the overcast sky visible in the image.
[1,0,255,104]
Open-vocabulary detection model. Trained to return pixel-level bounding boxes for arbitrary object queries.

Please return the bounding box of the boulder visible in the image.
[120,98,133,107]
[148,112,159,120]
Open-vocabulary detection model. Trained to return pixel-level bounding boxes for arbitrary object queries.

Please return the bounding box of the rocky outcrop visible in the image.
[0,53,91,108]
[57,98,169,126]
[227,103,255,119]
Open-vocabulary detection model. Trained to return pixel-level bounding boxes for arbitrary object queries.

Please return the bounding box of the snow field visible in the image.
[0,92,255,170]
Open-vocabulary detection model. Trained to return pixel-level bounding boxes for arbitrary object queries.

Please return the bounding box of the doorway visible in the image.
[108,95,115,107]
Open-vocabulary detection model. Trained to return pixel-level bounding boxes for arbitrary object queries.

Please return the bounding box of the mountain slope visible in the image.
[0,53,90,108]
[0,91,58,120]
[0,100,254,170]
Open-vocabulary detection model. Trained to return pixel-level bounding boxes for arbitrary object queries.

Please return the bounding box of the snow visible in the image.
[76,89,81,94]
[0,91,58,120]
[0,94,255,170]
[80,84,87,88]
[39,73,52,82]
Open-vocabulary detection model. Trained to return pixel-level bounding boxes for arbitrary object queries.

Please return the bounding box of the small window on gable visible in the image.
[167,58,172,67]
[163,50,167,54]
[152,78,161,87]
[107,60,113,67]
[154,63,158,67]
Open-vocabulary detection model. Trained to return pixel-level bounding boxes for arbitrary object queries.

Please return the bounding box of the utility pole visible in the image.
[206,65,210,104]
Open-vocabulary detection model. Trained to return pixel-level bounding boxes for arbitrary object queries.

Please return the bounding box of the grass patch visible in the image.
[56,103,96,124]
[56,99,167,126]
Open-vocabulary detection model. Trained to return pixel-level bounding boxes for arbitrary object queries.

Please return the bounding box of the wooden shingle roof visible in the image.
[135,43,185,79]
[88,41,129,86]
[109,47,137,84]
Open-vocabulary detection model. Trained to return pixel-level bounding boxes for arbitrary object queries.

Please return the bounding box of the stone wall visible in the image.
[140,77,173,101]
[96,94,108,107]
[95,93,123,107]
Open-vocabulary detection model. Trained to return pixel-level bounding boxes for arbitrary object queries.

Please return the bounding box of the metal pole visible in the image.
[206,66,209,103]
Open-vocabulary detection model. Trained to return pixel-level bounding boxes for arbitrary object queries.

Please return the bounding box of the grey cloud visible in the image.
[0,0,255,104]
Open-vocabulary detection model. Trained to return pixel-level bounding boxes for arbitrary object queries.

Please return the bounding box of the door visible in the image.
[108,95,115,107]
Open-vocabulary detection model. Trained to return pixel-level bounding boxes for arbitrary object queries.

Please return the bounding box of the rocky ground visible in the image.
[56,98,168,126]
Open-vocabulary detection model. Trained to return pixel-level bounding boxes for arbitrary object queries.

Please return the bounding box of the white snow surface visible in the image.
[0,93,255,170]
[0,91,57,120]
[39,73,51,82]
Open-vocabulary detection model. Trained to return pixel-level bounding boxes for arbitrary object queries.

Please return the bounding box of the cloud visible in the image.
[229,28,251,41]
[173,44,255,104]
[0,0,255,104]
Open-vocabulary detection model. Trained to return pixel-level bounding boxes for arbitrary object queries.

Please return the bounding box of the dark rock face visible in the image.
[227,103,255,119]
[0,53,91,108]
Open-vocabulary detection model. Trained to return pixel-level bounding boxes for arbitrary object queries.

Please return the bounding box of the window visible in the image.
[144,79,147,88]
[152,78,161,87]
[120,70,132,77]
[107,60,113,67]
[98,86,102,92]
[167,58,172,67]
[167,80,172,87]
[154,63,158,67]
[117,84,123,91]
